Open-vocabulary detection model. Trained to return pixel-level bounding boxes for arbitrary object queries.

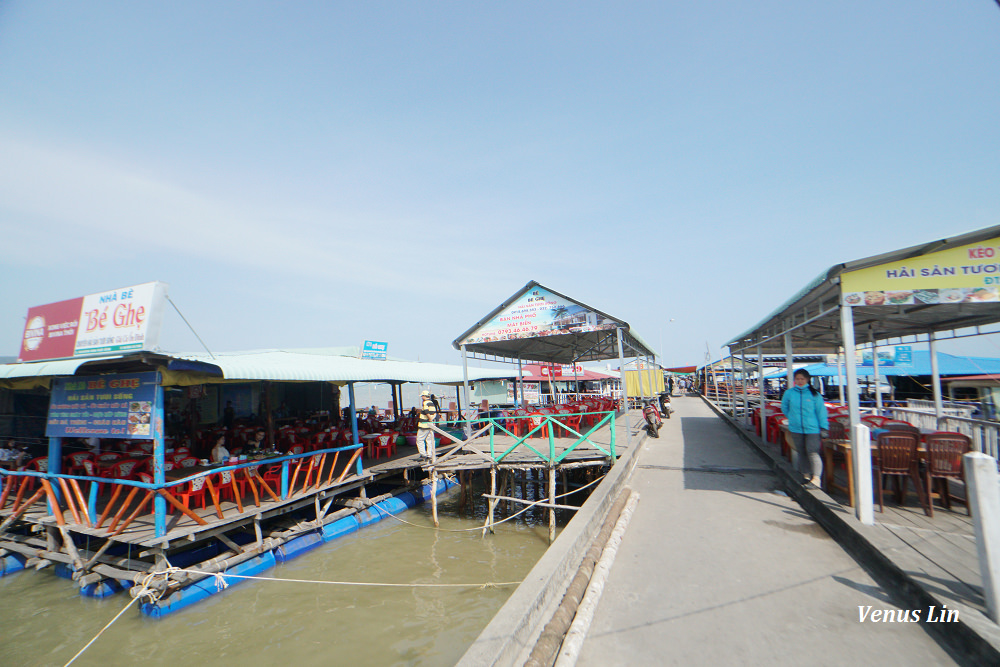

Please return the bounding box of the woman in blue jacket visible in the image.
[780,369,828,486]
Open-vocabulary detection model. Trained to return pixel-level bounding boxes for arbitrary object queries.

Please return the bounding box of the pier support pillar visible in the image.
[548,465,556,544]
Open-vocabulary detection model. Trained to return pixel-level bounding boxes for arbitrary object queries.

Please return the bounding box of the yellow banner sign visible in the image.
[841,236,1000,306]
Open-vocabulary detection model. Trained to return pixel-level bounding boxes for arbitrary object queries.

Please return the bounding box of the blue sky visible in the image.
[2,2,999,368]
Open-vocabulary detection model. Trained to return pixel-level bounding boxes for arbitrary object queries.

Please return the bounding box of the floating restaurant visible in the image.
[0,280,656,618]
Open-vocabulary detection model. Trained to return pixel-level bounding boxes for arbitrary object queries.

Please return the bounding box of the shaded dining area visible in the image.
[0,348,512,553]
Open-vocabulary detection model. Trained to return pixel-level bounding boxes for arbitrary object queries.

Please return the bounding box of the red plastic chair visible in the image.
[63,451,93,476]
[527,412,550,438]
[371,433,396,460]
[19,456,49,492]
[177,457,200,468]
[172,475,208,512]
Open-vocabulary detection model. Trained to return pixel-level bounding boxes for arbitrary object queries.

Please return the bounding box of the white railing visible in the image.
[905,399,978,419]
[886,407,1000,460]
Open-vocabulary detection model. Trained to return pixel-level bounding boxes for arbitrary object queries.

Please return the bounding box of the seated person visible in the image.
[0,440,28,468]
[210,435,230,464]
[248,429,266,450]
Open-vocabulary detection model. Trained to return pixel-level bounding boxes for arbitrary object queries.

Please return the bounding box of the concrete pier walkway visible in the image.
[576,396,962,666]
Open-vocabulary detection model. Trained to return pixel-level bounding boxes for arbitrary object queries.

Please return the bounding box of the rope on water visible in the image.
[162,567,522,589]
[59,471,603,664]
[369,472,607,532]
[62,569,169,667]
[61,563,518,666]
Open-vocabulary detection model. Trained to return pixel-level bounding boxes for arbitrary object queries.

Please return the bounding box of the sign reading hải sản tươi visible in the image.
[840,237,1000,307]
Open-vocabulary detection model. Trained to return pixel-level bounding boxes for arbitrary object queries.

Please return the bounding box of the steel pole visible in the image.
[841,305,873,524]
[930,332,944,427]
[616,328,631,450]
[871,330,882,413]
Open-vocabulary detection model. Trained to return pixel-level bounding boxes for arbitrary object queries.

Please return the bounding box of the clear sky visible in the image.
[2,2,999,368]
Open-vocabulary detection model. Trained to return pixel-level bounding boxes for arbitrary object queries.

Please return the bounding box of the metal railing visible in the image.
[429,410,617,467]
[884,407,1000,460]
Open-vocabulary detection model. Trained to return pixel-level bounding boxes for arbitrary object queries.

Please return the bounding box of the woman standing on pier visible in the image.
[781,368,828,487]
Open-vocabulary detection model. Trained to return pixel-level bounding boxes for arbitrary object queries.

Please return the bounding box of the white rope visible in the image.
[164,567,521,589]
[370,472,607,533]
[63,569,167,667]
[62,594,141,667]
[61,562,519,666]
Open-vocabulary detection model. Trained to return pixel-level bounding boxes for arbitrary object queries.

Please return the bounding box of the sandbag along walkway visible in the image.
[574,395,961,666]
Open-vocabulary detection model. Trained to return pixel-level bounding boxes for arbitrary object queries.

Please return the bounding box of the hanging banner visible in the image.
[461,287,615,345]
[46,372,163,439]
[825,345,914,367]
[841,237,1000,306]
[19,282,169,362]
[507,382,540,404]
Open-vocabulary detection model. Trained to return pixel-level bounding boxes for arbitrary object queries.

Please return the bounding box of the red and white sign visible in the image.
[18,282,168,362]
[539,364,584,377]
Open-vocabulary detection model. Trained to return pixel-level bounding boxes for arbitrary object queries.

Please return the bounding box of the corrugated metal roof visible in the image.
[164,348,510,385]
[0,348,510,386]
[0,355,125,379]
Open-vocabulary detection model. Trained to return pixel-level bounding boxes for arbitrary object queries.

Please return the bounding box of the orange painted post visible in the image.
[157,489,208,525]
[110,492,154,537]
[96,484,125,529]
[106,487,140,532]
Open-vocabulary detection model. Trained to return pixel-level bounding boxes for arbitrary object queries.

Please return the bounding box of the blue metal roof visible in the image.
[763,351,1000,379]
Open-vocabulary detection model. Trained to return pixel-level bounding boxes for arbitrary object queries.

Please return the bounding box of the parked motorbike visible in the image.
[643,401,663,438]
[659,392,672,419]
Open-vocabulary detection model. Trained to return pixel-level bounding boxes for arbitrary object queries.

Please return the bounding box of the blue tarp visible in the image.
[764,351,1000,379]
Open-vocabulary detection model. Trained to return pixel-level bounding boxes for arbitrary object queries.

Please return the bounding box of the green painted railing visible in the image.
[431,410,616,465]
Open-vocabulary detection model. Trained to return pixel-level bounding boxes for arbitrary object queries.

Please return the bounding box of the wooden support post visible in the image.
[485,465,497,536]
[548,465,556,544]
[157,489,209,525]
[58,525,85,572]
[58,478,82,525]
[97,485,125,528]
[431,468,439,528]
[68,479,91,528]
[205,477,224,520]
[0,475,14,509]
[110,492,154,538]
[0,487,46,533]
[40,479,65,526]
[106,487,140,532]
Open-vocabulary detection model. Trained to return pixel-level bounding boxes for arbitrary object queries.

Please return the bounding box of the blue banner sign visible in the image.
[894,345,913,366]
[46,372,162,439]
[362,340,388,360]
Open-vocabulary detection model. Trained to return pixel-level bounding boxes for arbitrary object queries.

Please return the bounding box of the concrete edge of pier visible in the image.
[702,396,1000,665]
[456,414,645,667]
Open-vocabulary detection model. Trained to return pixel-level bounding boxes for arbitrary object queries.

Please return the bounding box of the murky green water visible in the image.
[0,486,561,667]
